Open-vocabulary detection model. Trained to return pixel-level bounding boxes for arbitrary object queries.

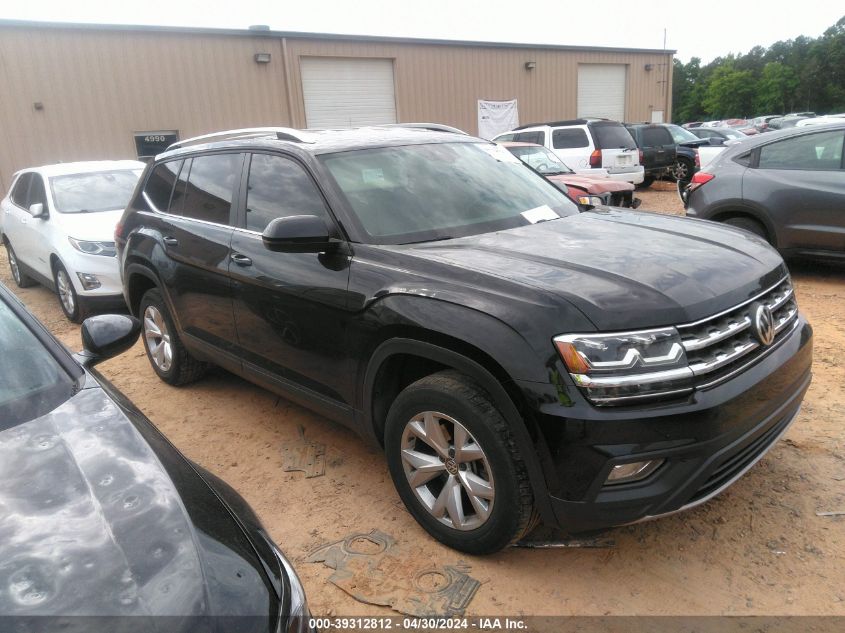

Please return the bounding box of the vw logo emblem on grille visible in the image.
[752,303,776,346]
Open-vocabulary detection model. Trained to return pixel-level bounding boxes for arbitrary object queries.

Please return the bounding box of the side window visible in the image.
[245,153,331,233]
[494,133,515,142]
[144,160,182,212]
[552,128,590,149]
[696,129,715,139]
[10,173,33,208]
[27,175,47,208]
[641,127,673,147]
[180,154,240,224]
[758,131,845,171]
[515,131,545,145]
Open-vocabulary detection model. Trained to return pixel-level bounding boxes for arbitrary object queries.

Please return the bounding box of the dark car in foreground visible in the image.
[118,126,811,554]
[684,122,845,261]
[500,141,638,207]
[0,283,310,631]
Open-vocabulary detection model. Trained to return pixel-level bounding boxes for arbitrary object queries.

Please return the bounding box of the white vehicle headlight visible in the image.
[68,237,117,257]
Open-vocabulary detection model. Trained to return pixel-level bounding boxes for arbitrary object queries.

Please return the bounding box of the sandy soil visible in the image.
[2,187,843,617]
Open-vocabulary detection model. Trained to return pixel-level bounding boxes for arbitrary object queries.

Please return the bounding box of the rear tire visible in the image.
[139,287,207,385]
[54,262,88,323]
[384,370,536,554]
[671,158,694,183]
[5,240,35,288]
[723,216,770,243]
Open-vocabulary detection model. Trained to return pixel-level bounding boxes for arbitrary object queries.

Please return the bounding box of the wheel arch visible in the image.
[708,206,778,247]
[362,335,556,524]
[124,261,162,317]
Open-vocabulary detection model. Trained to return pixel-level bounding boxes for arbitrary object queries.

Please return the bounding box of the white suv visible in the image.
[494,119,644,185]
[1,160,144,321]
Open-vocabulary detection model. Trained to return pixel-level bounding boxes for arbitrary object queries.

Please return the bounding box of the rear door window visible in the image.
[591,123,637,150]
[180,154,241,225]
[144,160,183,212]
[245,153,331,233]
[758,131,845,171]
[10,173,33,208]
[552,129,590,149]
[641,127,673,147]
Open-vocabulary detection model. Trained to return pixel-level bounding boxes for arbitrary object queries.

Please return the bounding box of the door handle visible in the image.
[230,253,253,266]
[163,236,179,246]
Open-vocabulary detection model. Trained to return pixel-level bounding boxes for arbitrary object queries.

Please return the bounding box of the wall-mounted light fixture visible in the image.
[644,63,654,71]
[524,61,536,70]
[254,52,272,64]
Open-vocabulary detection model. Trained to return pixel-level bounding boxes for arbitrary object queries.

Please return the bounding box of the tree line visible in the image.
[672,16,845,123]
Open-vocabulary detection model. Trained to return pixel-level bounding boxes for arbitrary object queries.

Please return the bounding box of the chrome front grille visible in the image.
[677,278,798,389]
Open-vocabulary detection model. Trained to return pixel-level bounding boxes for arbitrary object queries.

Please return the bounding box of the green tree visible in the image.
[702,65,756,118]
[755,62,799,113]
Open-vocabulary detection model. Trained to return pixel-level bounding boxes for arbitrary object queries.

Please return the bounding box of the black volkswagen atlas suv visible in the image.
[117,125,812,554]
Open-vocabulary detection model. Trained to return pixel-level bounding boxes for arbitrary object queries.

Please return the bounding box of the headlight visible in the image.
[68,237,117,257]
[273,547,311,633]
[554,328,694,405]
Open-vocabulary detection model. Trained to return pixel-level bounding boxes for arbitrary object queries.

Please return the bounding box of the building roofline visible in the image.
[0,18,676,55]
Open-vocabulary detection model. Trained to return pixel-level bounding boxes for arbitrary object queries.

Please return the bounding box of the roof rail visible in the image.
[378,122,469,135]
[166,127,316,150]
[514,118,612,130]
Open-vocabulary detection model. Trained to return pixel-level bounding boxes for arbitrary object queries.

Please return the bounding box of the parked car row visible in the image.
[4,120,835,623]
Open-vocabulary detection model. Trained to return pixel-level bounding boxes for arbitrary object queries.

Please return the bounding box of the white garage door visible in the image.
[300,57,397,129]
[577,64,627,121]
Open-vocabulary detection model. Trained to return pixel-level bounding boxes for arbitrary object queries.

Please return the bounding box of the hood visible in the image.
[54,209,124,242]
[397,209,786,330]
[546,173,634,194]
[0,387,273,625]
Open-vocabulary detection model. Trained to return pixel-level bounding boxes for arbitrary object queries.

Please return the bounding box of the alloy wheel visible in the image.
[143,305,173,372]
[56,269,75,315]
[400,411,495,531]
[673,160,690,181]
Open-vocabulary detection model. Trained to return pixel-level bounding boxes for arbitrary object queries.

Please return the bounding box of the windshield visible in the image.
[505,145,573,175]
[320,142,579,244]
[0,298,75,428]
[665,125,701,143]
[50,169,142,213]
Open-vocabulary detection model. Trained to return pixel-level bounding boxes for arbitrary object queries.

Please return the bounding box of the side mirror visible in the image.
[29,203,47,218]
[262,215,337,253]
[78,314,141,367]
[709,137,725,146]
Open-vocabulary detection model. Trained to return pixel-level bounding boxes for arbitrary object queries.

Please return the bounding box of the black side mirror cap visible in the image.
[77,314,141,367]
[262,215,338,253]
[709,137,725,146]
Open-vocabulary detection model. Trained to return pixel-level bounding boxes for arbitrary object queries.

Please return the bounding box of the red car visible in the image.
[501,142,639,207]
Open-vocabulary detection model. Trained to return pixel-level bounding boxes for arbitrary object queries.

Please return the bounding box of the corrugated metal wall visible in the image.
[0,23,672,192]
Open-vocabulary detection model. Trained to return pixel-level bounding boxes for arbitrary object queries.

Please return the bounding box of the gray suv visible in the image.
[684,122,845,260]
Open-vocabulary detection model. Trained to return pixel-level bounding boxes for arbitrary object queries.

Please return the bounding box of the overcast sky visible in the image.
[2,1,843,63]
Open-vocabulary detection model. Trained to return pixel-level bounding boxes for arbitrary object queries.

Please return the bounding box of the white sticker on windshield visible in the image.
[521,205,560,224]
[481,144,523,164]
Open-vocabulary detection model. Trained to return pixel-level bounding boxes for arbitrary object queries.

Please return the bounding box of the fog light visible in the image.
[605,459,664,485]
[76,272,101,290]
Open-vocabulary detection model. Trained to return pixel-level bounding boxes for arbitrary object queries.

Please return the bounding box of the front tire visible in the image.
[385,370,535,554]
[54,262,87,323]
[139,287,207,385]
[5,240,35,288]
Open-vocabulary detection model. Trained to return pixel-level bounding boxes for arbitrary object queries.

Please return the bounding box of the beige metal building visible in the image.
[0,20,674,192]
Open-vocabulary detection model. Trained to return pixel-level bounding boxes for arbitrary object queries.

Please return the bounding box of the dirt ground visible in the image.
[2,182,843,617]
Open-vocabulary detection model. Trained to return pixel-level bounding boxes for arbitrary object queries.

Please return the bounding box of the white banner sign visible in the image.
[477,99,519,140]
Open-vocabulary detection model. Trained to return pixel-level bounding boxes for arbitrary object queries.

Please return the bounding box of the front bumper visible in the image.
[518,315,812,533]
